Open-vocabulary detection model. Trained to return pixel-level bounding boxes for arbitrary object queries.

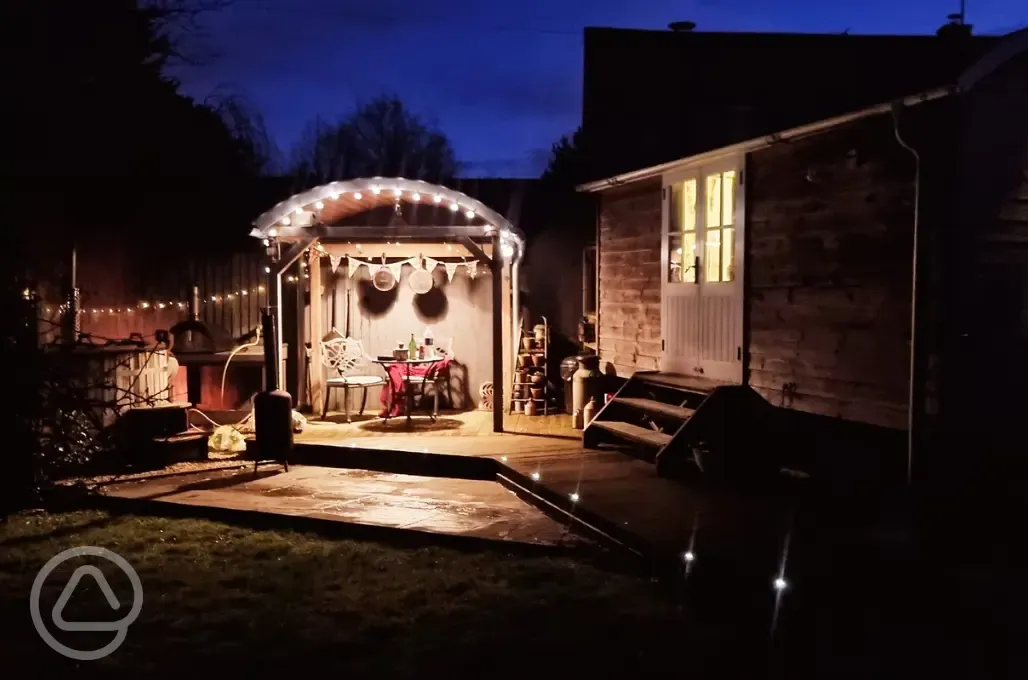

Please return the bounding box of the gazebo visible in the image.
[250,177,526,432]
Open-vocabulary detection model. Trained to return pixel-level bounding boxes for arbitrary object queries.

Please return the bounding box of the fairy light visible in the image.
[241,290,248,297]
[258,285,266,292]
[449,203,459,212]
[569,492,580,502]
[682,551,695,563]
[392,188,402,198]
[372,186,381,195]
[140,302,149,309]
[433,194,443,203]
[353,192,363,200]
[411,192,421,201]
[465,209,475,219]
[158,302,166,309]
[264,266,271,274]
[293,207,303,216]
[330,192,340,200]
[263,238,270,246]
[279,218,289,228]
[774,577,788,591]
[530,472,540,481]
[269,227,279,237]
[315,201,324,210]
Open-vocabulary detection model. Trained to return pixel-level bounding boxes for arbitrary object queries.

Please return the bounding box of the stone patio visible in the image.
[102,464,588,548]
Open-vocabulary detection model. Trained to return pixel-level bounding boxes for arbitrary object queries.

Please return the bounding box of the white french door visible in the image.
[660,157,744,382]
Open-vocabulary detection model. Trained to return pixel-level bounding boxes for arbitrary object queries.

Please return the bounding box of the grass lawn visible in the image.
[0,510,736,677]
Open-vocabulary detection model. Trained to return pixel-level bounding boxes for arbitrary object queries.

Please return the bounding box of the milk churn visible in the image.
[572,354,602,419]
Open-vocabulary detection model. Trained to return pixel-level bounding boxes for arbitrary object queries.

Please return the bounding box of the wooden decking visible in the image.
[288,409,798,567]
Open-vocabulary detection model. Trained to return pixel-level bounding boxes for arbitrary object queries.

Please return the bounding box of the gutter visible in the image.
[576,87,955,193]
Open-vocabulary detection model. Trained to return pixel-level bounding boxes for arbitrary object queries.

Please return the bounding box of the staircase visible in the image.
[583,371,774,479]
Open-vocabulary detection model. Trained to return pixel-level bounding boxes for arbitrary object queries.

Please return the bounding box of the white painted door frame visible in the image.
[660,154,745,382]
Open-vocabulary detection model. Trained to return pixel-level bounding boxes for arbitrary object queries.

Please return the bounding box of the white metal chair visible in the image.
[405,338,454,418]
[321,336,386,422]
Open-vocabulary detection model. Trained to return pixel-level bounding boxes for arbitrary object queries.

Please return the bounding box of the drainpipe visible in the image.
[891,102,921,487]
[512,250,522,375]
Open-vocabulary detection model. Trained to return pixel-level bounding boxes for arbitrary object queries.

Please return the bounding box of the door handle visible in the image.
[693,256,700,284]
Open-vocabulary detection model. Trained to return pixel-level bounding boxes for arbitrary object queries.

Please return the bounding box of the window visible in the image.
[582,245,597,316]
[668,179,697,283]
[704,170,736,283]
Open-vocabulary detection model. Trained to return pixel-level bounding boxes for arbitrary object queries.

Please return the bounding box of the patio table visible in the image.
[373,357,449,428]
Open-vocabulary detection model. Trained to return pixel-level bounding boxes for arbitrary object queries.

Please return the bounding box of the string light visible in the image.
[774,577,788,591]
[140,302,150,309]
[449,203,459,212]
[262,238,270,246]
[392,188,402,198]
[433,194,443,203]
[315,201,324,210]
[465,209,475,219]
[411,192,421,201]
[371,186,381,195]
[353,192,363,200]
[265,266,271,274]
[682,551,695,563]
[278,219,288,228]
[569,492,580,502]
[293,207,303,216]
[330,192,339,200]
[269,227,279,237]
[531,472,541,481]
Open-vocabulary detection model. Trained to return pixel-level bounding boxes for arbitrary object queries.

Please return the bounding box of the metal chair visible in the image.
[321,336,386,422]
[405,338,454,418]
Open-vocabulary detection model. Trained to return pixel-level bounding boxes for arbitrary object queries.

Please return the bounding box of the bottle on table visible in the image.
[408,333,417,359]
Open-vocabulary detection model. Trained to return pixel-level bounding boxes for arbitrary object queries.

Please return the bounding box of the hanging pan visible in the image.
[408,255,434,295]
[373,254,396,291]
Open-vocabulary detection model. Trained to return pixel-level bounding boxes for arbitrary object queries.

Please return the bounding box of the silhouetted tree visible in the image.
[541,126,599,189]
[291,96,460,186]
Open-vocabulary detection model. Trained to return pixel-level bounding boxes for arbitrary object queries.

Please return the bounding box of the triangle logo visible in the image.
[51,566,123,632]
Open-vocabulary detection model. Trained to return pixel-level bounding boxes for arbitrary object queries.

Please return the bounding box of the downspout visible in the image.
[891,102,921,487]
[512,251,522,379]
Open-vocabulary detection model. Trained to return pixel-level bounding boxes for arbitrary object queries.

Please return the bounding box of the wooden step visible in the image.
[614,397,695,421]
[589,421,672,448]
[636,372,726,394]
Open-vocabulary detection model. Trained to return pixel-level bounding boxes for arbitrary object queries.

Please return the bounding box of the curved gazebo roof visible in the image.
[250,177,524,247]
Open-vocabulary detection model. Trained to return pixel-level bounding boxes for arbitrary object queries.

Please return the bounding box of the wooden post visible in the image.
[294,260,306,408]
[491,230,504,433]
[309,245,324,413]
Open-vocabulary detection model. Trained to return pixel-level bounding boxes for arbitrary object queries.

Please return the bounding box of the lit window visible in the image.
[668,179,697,283]
[703,170,736,283]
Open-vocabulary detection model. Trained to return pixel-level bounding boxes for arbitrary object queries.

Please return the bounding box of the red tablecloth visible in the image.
[378,358,451,417]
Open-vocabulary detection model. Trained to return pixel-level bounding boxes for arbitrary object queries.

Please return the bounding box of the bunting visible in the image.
[320,254,484,281]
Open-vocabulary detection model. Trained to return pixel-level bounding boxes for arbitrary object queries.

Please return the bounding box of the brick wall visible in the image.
[597,180,663,374]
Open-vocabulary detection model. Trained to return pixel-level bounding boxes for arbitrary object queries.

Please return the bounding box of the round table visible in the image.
[373,357,445,427]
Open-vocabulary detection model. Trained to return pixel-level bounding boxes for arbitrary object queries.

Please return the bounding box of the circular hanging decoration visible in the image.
[373,256,396,291]
[408,256,434,295]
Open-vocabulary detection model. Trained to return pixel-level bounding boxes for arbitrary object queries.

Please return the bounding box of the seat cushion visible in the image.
[328,375,385,386]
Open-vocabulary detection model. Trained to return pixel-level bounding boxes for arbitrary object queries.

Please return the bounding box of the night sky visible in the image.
[173,0,1027,177]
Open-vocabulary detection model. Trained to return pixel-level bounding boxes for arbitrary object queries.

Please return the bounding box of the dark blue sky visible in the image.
[173,0,1027,177]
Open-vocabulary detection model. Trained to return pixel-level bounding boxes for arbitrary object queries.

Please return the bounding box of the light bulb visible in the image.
[264,266,271,274]
[108,308,114,313]
[531,472,540,481]
[682,551,695,563]
[315,201,324,210]
[433,194,443,203]
[158,302,166,308]
[262,238,270,246]
[774,577,788,591]
[411,192,421,201]
[676,248,682,254]
[241,290,247,296]
[570,492,580,502]
[269,227,279,237]
[330,192,340,200]
[465,209,475,219]
[372,186,381,195]
[449,203,459,212]
[353,192,363,200]
[293,207,303,216]
[141,302,150,309]
[392,188,402,198]
[501,244,515,259]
